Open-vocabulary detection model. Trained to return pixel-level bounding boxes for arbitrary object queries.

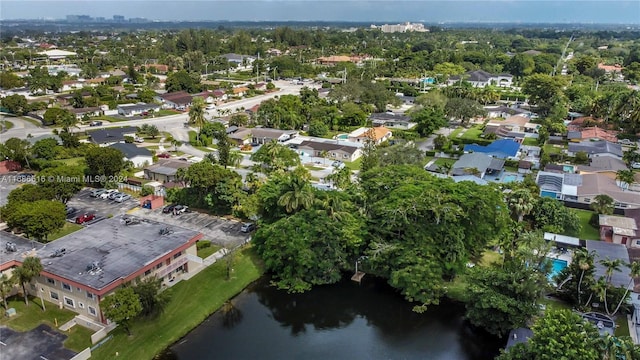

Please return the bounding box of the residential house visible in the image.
[518,160,533,174]
[567,116,606,130]
[141,63,169,74]
[57,91,91,106]
[117,103,161,117]
[484,105,530,119]
[254,82,267,91]
[599,215,638,246]
[577,156,628,174]
[0,217,203,324]
[156,91,193,110]
[251,128,299,144]
[369,113,417,130]
[296,139,363,162]
[60,80,83,92]
[232,87,250,97]
[144,159,191,183]
[447,70,513,88]
[536,171,583,201]
[577,173,640,209]
[40,49,77,60]
[598,63,624,74]
[452,152,505,178]
[348,126,393,145]
[0,160,21,174]
[567,141,623,159]
[88,126,137,147]
[316,55,369,66]
[567,127,618,143]
[219,53,256,66]
[108,143,154,168]
[69,107,102,120]
[228,127,253,146]
[586,240,633,289]
[486,115,538,139]
[194,90,225,104]
[464,139,521,159]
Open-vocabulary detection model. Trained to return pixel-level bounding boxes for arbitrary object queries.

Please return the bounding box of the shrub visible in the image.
[196,241,211,250]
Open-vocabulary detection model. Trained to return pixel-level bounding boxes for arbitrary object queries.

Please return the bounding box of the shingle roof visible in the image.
[586,240,633,289]
[568,141,623,157]
[452,153,492,175]
[145,159,190,176]
[88,126,138,144]
[108,143,152,158]
[297,140,359,155]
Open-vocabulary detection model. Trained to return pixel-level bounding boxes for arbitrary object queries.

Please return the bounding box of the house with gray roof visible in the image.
[144,159,191,183]
[296,140,363,162]
[448,70,513,88]
[567,141,623,159]
[219,53,256,66]
[452,152,504,178]
[369,113,416,130]
[108,143,153,168]
[586,240,633,289]
[536,171,583,202]
[88,126,138,146]
[117,102,160,117]
[251,128,298,144]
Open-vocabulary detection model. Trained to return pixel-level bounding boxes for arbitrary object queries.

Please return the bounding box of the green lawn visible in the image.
[522,137,538,146]
[90,247,263,360]
[53,157,85,166]
[157,110,181,117]
[20,117,43,127]
[434,157,457,167]
[2,120,14,130]
[538,297,572,311]
[543,144,564,155]
[305,165,325,171]
[197,243,223,259]
[569,209,600,240]
[92,115,128,123]
[459,125,484,141]
[449,127,463,138]
[344,158,362,171]
[0,296,93,352]
[47,222,84,241]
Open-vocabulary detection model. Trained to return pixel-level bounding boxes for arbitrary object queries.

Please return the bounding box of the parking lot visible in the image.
[0,324,76,360]
[136,206,251,248]
[65,188,139,224]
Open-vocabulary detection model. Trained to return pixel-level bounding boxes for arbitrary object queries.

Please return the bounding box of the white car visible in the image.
[99,189,117,199]
[114,194,132,203]
[206,104,216,110]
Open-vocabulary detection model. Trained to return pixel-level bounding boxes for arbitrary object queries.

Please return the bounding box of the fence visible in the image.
[70,348,91,360]
[117,182,165,197]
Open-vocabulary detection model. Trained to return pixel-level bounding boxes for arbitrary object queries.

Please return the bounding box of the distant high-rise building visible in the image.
[66,15,93,22]
[370,22,429,33]
[113,15,125,22]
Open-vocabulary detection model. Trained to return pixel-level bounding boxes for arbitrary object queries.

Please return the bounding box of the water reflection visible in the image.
[164,275,504,360]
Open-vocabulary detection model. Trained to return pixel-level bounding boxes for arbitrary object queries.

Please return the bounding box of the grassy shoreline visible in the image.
[90,247,263,360]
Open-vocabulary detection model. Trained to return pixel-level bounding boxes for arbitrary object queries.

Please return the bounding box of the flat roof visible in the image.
[544,232,580,246]
[35,216,200,292]
[0,231,42,268]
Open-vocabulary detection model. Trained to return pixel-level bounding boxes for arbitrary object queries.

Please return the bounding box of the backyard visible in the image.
[90,247,263,360]
[0,296,93,352]
[569,209,600,241]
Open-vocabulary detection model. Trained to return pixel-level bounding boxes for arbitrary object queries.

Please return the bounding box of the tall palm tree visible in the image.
[189,97,206,145]
[277,175,314,213]
[600,258,624,315]
[507,188,535,223]
[14,257,43,305]
[612,261,640,316]
[315,192,346,221]
[573,248,596,307]
[0,273,15,310]
[591,194,615,215]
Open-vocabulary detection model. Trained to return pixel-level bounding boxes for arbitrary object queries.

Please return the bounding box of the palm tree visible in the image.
[189,97,206,145]
[0,273,15,310]
[600,258,624,315]
[315,192,346,221]
[616,169,635,190]
[227,151,243,168]
[14,257,43,305]
[611,261,640,316]
[591,194,615,215]
[277,175,314,213]
[507,188,535,223]
[573,248,596,307]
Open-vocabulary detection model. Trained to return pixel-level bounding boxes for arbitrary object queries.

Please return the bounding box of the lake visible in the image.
[160,275,504,360]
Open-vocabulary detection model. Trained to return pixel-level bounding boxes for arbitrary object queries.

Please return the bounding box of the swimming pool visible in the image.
[548,258,568,282]
[336,134,348,140]
[563,165,575,173]
[540,190,559,199]
[502,174,517,183]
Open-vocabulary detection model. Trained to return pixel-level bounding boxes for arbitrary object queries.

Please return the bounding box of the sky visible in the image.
[1,0,639,24]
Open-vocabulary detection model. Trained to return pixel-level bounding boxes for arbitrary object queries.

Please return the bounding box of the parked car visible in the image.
[173,205,189,215]
[90,188,107,197]
[206,104,216,110]
[108,191,122,200]
[76,213,96,224]
[134,137,145,143]
[163,204,177,214]
[114,194,132,203]
[240,222,256,233]
[99,189,117,199]
[89,121,103,127]
[157,153,171,159]
[65,206,77,216]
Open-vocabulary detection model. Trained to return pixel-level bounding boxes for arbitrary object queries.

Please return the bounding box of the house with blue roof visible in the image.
[463,139,521,159]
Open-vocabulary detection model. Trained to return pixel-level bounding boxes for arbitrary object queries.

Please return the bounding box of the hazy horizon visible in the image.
[1,1,639,24]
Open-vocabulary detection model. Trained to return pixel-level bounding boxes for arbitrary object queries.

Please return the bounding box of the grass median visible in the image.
[90,247,264,360]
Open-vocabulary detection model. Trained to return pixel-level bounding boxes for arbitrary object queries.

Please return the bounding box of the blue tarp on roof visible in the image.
[464,139,521,158]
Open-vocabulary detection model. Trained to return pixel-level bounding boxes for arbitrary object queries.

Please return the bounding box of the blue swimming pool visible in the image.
[502,174,517,183]
[336,134,348,140]
[548,258,568,282]
[541,190,559,199]
[563,165,575,173]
